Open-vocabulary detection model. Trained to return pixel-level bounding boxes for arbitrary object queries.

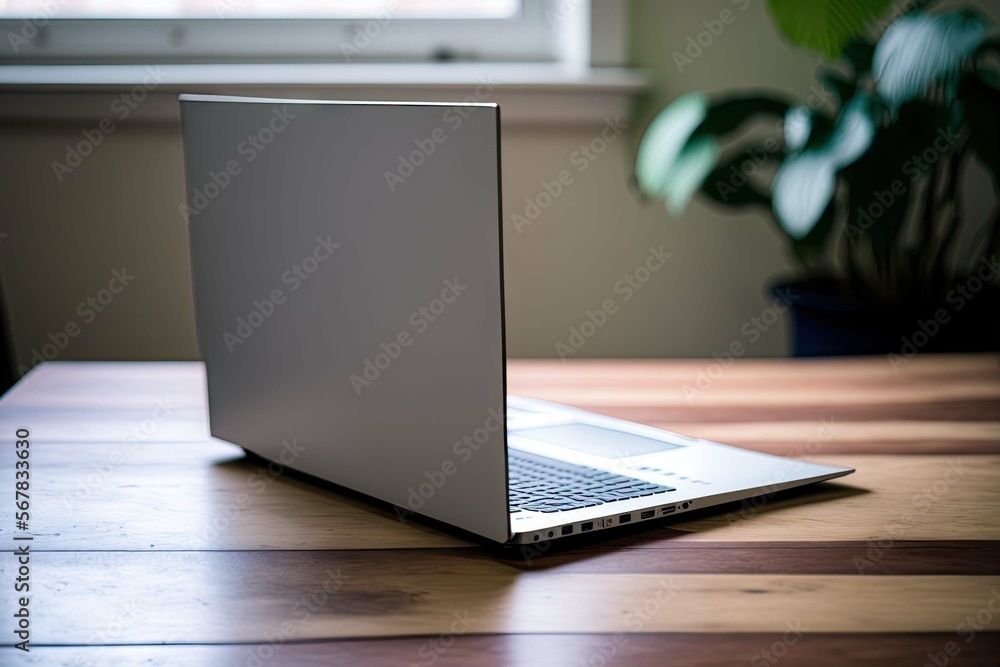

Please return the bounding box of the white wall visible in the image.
[3,0,994,373]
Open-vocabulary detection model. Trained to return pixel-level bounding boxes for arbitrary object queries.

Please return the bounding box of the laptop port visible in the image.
[661,505,676,515]
[640,510,655,520]
[619,513,632,523]
[581,521,593,532]
[561,525,573,536]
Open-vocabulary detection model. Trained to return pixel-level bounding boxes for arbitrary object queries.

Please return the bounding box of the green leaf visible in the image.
[772,93,876,238]
[636,93,708,198]
[791,196,838,262]
[818,68,857,104]
[662,137,719,216]
[825,93,877,166]
[767,0,893,58]
[700,147,778,210]
[772,153,838,239]
[873,11,988,111]
[784,106,812,152]
[637,94,789,215]
[692,95,792,138]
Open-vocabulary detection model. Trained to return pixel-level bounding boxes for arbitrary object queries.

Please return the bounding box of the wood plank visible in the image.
[5,359,998,444]
[506,354,1000,384]
[649,421,1000,455]
[586,401,1000,424]
[506,383,1000,407]
[0,440,469,550]
[23,551,1000,641]
[500,543,1000,575]
[3,438,997,549]
[668,455,999,543]
[5,633,1000,667]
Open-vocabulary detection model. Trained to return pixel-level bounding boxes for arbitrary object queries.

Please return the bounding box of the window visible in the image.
[0,0,570,63]
[0,0,521,19]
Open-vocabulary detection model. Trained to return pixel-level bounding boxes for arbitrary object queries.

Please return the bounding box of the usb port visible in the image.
[561,525,573,536]
[581,521,593,532]
[640,510,655,520]
[619,513,632,523]
[661,506,676,515]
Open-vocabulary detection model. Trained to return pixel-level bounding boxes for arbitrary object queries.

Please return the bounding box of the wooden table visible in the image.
[1,355,998,665]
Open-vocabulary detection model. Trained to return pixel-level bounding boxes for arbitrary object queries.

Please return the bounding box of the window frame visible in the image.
[0,0,571,64]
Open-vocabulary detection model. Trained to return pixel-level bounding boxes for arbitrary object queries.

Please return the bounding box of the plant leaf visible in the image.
[825,93,877,166]
[873,11,988,111]
[692,94,792,138]
[636,93,708,197]
[768,0,893,58]
[772,153,838,239]
[699,147,777,210]
[819,68,857,104]
[791,196,838,262]
[662,137,719,216]
[784,107,812,152]
[772,93,876,238]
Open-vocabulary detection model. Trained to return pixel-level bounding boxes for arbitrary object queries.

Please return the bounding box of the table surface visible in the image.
[1,355,999,666]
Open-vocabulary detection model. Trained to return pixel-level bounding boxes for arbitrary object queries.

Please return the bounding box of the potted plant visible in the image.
[636,0,1000,356]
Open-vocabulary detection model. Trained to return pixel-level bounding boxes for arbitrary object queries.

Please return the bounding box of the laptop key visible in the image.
[508,451,675,513]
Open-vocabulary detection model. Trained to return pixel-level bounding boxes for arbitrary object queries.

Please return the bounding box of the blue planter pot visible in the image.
[771,278,1000,357]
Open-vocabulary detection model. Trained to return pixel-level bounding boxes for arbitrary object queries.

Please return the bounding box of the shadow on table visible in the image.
[215,448,868,568]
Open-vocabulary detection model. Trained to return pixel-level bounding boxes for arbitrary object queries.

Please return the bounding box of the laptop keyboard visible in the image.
[508,451,675,513]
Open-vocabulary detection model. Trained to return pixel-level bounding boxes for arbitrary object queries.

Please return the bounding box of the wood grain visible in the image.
[24,550,1000,642]
[2,439,994,549]
[1,356,998,662]
[5,634,1000,667]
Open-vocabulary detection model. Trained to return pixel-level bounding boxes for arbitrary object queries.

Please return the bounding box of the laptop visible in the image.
[179,94,853,545]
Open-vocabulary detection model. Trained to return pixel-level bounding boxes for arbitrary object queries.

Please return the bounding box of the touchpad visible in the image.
[516,424,680,458]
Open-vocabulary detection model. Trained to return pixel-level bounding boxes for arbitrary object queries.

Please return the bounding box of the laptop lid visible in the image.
[180,94,509,543]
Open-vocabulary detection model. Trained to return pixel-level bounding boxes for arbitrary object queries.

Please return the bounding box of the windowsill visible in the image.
[0,62,648,126]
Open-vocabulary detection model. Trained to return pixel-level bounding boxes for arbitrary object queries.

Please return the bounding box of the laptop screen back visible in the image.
[180,95,509,542]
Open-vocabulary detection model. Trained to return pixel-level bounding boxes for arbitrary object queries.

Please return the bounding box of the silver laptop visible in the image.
[180,94,853,546]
